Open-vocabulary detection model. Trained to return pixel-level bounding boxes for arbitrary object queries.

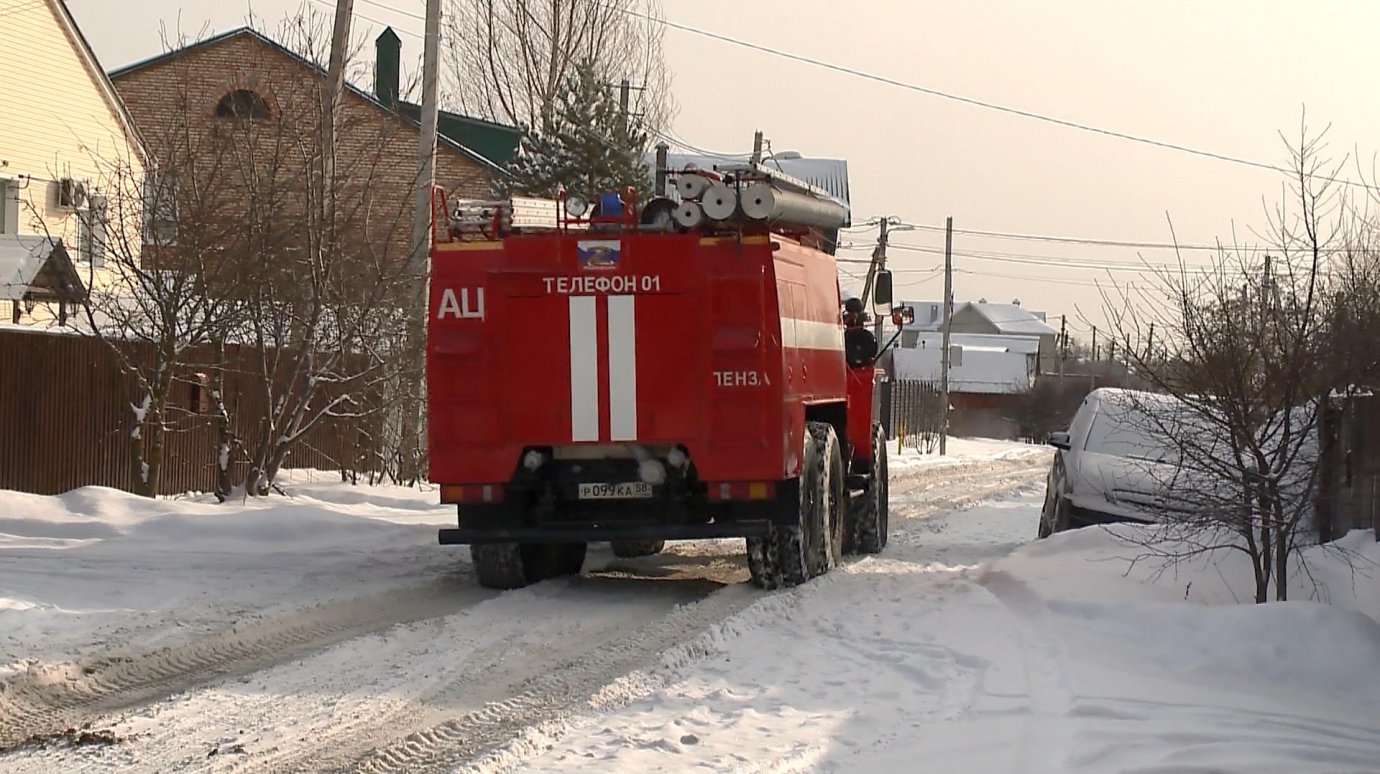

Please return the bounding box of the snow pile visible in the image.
[890,436,1050,475]
[0,473,454,679]
[521,492,1380,773]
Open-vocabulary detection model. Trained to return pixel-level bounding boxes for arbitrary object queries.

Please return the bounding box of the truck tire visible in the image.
[610,540,666,558]
[470,542,530,589]
[847,423,889,554]
[470,542,587,589]
[747,421,834,589]
[809,422,846,576]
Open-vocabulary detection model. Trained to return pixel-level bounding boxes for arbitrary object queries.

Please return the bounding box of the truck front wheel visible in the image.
[747,421,838,589]
[846,422,889,555]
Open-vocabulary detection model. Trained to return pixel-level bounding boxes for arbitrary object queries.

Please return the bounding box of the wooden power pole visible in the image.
[410,0,442,283]
[940,216,953,456]
[322,0,353,228]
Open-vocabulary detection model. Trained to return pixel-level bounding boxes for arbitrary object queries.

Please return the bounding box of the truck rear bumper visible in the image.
[439,520,772,545]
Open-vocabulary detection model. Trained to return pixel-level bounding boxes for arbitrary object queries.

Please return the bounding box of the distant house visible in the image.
[0,0,146,326]
[891,332,1039,439]
[897,299,1059,374]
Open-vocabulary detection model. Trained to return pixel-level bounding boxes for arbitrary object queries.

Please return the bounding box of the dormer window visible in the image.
[215,89,271,120]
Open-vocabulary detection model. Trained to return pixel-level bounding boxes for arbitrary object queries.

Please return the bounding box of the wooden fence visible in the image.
[0,327,379,496]
[1317,393,1380,541]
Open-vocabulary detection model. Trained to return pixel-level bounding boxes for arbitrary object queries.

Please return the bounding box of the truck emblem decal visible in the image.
[576,239,621,271]
[567,294,639,442]
[437,287,485,320]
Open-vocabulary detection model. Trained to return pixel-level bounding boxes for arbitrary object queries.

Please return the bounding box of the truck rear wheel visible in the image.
[470,542,587,589]
[847,422,889,554]
[610,540,666,558]
[747,421,837,590]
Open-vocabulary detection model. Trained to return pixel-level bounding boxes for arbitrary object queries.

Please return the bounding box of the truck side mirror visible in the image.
[873,270,893,316]
[1049,431,1072,450]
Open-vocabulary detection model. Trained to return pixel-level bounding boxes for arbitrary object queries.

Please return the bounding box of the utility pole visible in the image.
[940,216,953,456]
[1091,325,1098,362]
[322,0,353,227]
[871,217,890,344]
[619,79,631,125]
[409,0,442,286]
[1146,321,1155,362]
[1058,314,1067,378]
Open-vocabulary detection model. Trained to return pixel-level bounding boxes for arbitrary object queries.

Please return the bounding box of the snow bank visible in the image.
[0,478,454,679]
[523,491,1380,773]
[890,436,1050,474]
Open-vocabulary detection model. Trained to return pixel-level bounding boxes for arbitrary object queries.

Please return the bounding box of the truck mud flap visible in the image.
[439,521,773,545]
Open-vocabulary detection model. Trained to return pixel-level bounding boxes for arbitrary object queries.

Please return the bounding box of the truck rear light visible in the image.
[440,484,504,504]
[708,482,775,502]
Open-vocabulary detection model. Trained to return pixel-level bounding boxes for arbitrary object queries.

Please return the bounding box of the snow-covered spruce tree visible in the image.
[499,59,650,200]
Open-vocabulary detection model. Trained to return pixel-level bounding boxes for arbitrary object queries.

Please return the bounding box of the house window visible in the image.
[0,179,14,234]
[59,192,107,266]
[142,172,178,246]
[215,89,271,120]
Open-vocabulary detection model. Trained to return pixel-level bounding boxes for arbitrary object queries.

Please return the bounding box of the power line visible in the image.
[612,5,1371,191]
[892,222,1248,252]
[356,0,425,22]
[305,0,424,40]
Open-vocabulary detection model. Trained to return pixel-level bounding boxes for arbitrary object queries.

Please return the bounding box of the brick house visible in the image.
[108,27,510,277]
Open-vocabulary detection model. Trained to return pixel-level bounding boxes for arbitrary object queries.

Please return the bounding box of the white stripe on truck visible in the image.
[569,296,600,442]
[606,295,639,441]
[781,319,845,352]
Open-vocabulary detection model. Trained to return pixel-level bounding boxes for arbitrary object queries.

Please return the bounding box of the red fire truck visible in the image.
[426,150,903,590]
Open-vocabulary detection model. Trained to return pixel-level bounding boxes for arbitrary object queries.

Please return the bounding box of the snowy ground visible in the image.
[3,441,1380,772]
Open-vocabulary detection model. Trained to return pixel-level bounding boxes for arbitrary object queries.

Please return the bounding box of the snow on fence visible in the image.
[1317,393,1380,541]
[0,327,381,496]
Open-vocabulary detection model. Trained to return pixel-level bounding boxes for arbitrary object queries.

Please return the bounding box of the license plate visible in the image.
[578,482,653,500]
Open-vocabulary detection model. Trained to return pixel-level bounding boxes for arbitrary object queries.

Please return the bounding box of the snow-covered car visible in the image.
[1038,388,1198,538]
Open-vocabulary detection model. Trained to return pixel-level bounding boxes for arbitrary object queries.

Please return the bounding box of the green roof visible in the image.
[399,103,520,168]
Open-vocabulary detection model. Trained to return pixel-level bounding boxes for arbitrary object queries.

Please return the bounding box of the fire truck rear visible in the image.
[427,143,901,590]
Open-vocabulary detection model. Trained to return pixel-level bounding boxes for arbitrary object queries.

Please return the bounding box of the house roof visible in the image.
[397,101,520,167]
[653,150,851,206]
[108,27,508,176]
[901,300,1057,336]
[51,0,147,163]
[965,302,1057,336]
[0,237,85,302]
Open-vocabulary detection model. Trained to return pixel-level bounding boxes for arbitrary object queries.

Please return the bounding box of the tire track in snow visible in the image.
[339,459,1050,774]
[1,452,1049,770]
[976,569,1076,774]
[0,579,494,752]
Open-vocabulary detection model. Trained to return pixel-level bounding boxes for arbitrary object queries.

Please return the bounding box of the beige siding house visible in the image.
[0,0,144,325]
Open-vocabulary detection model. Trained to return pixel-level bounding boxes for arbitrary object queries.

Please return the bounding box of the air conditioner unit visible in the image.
[58,177,87,210]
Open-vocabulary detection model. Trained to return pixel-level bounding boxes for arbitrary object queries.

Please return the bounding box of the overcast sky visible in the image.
[68,0,1380,338]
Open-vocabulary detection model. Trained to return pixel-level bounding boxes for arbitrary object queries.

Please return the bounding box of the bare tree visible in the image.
[55,66,249,497]
[443,0,675,137]
[1101,121,1347,603]
[227,14,425,496]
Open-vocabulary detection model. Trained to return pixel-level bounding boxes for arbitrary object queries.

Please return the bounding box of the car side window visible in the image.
[1068,398,1098,451]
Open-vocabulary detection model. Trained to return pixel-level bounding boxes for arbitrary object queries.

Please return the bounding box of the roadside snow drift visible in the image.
[0,472,455,680]
[519,492,1380,774]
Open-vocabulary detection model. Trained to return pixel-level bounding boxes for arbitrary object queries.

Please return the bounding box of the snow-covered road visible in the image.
[5,440,1380,773]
